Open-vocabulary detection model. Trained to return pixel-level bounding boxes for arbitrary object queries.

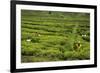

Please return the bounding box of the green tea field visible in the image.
[21,10,90,63]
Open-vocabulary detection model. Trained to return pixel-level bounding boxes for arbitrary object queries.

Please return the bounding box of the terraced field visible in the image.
[21,10,90,63]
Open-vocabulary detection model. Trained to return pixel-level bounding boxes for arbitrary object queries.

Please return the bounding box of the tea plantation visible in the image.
[21,10,90,63]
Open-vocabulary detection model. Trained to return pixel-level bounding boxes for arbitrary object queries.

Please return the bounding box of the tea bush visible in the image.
[21,10,90,62]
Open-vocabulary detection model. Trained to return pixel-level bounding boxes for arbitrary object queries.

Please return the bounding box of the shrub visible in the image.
[42,49,63,59]
[63,48,90,60]
[82,36,90,42]
[31,37,40,43]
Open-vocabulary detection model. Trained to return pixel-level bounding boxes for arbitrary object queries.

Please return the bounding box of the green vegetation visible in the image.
[21,10,90,63]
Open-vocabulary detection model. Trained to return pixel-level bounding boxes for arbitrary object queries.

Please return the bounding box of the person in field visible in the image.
[73,41,81,51]
[33,32,41,37]
[26,32,41,42]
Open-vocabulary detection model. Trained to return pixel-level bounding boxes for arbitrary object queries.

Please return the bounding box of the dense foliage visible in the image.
[21,10,90,63]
